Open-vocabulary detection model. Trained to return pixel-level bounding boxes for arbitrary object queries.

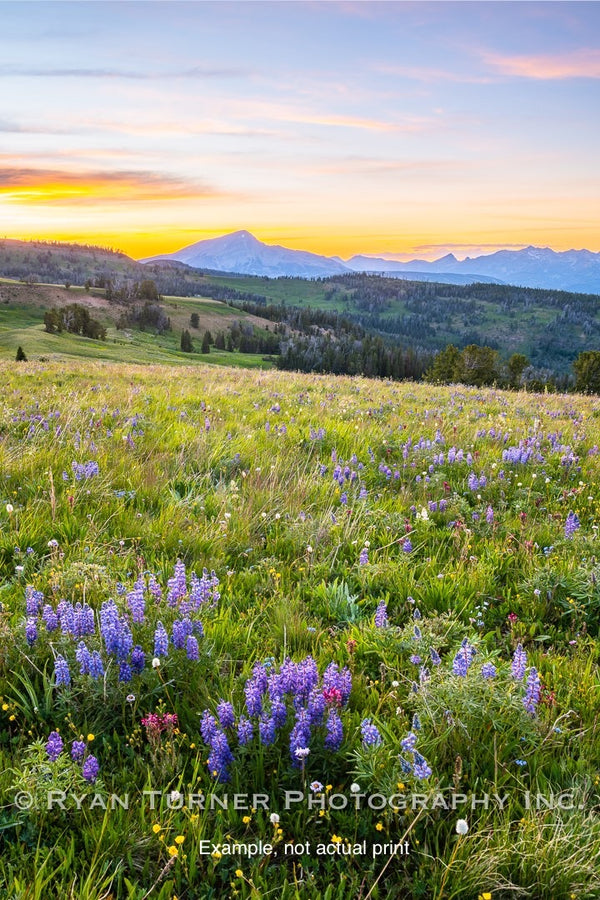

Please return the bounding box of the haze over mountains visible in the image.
[142,231,600,293]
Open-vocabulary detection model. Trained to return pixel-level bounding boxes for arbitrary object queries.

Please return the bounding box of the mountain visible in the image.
[142,233,600,291]
[346,246,600,293]
[142,230,350,278]
[345,255,503,285]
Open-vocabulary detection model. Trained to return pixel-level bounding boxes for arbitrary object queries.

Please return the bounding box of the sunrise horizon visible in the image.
[3,228,600,266]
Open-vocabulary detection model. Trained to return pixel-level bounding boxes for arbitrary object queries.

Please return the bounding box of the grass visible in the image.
[0,360,599,898]
[0,283,274,369]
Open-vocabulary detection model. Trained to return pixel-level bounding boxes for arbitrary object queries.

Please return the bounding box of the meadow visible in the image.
[0,282,274,369]
[1,359,599,899]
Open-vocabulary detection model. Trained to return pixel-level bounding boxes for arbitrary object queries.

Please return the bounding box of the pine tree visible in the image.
[201,331,211,354]
[180,330,193,353]
[15,345,27,362]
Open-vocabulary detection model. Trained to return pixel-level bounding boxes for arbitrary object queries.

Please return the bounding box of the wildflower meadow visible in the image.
[1,359,600,899]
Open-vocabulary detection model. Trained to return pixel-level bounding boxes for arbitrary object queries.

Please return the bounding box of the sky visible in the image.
[0,0,599,261]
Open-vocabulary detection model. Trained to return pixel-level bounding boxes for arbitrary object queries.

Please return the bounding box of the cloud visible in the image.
[483,48,600,80]
[308,156,465,176]
[0,118,75,134]
[0,64,253,80]
[0,167,231,205]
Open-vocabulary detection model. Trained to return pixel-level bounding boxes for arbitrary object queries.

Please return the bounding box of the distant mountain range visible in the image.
[142,231,600,293]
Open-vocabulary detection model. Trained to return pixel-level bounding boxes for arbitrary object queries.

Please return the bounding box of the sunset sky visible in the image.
[1,1,599,261]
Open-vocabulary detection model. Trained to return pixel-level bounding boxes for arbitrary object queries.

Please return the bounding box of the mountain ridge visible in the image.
[141,231,600,292]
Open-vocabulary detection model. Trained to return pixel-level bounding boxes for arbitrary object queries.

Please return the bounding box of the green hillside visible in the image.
[2,239,600,376]
[0,281,275,369]
[203,273,600,373]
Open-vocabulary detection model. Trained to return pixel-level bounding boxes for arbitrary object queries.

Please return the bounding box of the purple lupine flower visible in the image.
[403,538,413,553]
[71,740,86,761]
[360,718,382,748]
[82,755,100,783]
[25,586,44,617]
[413,625,422,640]
[413,608,421,620]
[54,654,71,686]
[166,559,187,605]
[118,662,132,682]
[58,601,75,635]
[486,506,494,524]
[42,604,59,632]
[189,569,220,608]
[89,651,104,680]
[409,654,422,665]
[153,621,169,657]
[237,716,254,745]
[289,710,311,764]
[359,546,369,566]
[523,667,541,716]
[400,732,417,753]
[412,713,421,731]
[46,731,63,761]
[306,690,325,726]
[186,635,199,661]
[481,662,497,680]
[200,711,218,744]
[374,601,388,628]
[429,647,441,666]
[259,715,277,746]
[127,580,145,623]
[324,708,343,750]
[207,731,234,782]
[296,657,319,701]
[217,701,235,730]
[452,641,475,677]
[72,460,99,481]
[73,603,95,638]
[131,645,145,674]
[244,674,266,718]
[272,693,290,729]
[412,751,432,780]
[511,644,527,681]
[25,617,37,646]
[468,472,479,491]
[113,621,133,661]
[76,641,92,675]
[564,511,580,539]
[171,619,190,650]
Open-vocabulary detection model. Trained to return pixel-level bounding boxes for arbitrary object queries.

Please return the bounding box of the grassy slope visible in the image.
[0,282,274,368]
